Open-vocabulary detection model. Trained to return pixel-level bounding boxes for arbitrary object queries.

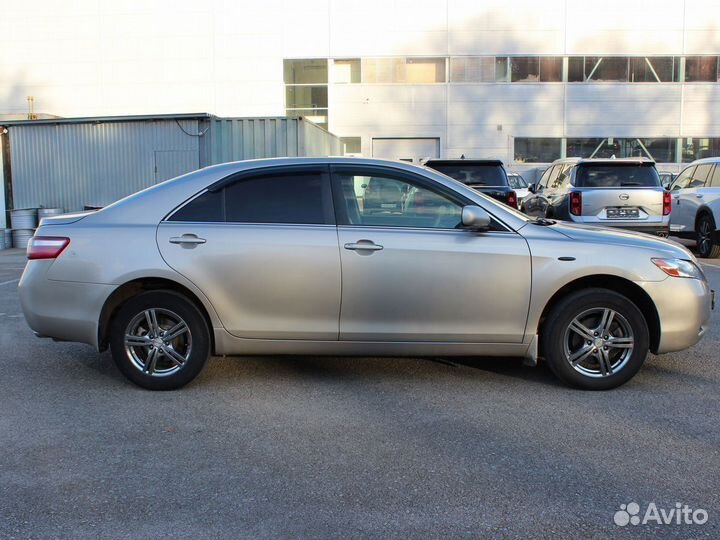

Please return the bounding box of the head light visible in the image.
[652,258,705,279]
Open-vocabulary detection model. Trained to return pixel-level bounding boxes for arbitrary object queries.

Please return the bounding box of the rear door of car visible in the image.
[157,165,342,340]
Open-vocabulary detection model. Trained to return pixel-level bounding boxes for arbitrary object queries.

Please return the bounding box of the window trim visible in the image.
[165,164,335,226]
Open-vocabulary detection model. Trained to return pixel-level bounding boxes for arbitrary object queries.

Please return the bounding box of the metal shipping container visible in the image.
[2,114,341,212]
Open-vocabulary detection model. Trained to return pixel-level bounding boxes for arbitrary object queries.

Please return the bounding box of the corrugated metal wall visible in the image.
[203,117,341,166]
[10,120,200,211]
[8,116,341,212]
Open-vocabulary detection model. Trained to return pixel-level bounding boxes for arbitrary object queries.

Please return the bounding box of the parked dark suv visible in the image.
[424,159,517,208]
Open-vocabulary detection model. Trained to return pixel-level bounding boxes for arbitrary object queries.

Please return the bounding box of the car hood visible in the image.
[546,221,695,260]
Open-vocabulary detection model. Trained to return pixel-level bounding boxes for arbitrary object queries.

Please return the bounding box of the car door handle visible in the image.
[344,241,383,252]
[696,194,704,198]
[169,234,206,245]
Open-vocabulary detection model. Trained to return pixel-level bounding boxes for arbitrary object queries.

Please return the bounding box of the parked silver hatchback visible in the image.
[522,158,671,236]
[19,158,712,390]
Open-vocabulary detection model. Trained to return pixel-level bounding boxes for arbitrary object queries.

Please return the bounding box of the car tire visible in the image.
[109,290,211,390]
[542,288,649,390]
[696,213,720,259]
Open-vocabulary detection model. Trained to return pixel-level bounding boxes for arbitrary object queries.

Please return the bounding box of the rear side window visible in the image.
[427,164,508,187]
[170,171,332,224]
[710,165,720,187]
[574,165,661,188]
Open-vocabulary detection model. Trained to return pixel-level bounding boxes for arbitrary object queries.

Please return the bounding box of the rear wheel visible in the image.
[542,288,649,390]
[109,290,210,390]
[696,214,720,259]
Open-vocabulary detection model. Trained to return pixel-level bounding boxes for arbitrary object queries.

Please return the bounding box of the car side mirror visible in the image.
[461,205,491,230]
[528,183,537,194]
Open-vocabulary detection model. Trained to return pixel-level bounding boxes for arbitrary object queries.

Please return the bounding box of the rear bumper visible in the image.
[639,277,713,354]
[570,217,670,236]
[18,260,113,349]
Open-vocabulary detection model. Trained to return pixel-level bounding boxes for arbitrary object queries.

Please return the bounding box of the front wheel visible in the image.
[696,214,720,259]
[109,290,211,390]
[542,288,649,390]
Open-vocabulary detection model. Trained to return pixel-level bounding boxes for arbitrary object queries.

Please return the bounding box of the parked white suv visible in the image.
[669,157,720,258]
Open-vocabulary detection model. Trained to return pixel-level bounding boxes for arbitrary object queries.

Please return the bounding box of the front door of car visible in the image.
[331,166,531,343]
[157,166,342,340]
[670,165,707,234]
[525,165,559,217]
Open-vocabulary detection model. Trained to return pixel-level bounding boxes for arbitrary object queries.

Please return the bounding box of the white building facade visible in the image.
[2,0,720,179]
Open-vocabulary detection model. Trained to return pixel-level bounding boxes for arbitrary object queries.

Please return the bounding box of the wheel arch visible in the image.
[98,277,215,353]
[537,274,661,354]
[695,206,717,229]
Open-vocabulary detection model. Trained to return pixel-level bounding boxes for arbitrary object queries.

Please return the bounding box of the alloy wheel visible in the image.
[562,307,634,378]
[698,217,713,256]
[124,308,192,377]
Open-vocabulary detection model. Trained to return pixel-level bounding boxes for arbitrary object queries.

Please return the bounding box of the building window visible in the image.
[514,138,562,163]
[450,57,497,82]
[682,138,720,162]
[630,57,679,82]
[566,137,677,162]
[510,57,563,82]
[284,59,329,129]
[685,56,719,82]
[283,59,328,84]
[333,59,360,83]
[285,86,328,109]
[585,57,629,82]
[340,136,362,155]
[361,57,446,83]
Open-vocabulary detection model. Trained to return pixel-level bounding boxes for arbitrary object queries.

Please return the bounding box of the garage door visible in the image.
[372,138,440,164]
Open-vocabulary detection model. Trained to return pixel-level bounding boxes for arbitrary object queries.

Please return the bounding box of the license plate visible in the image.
[607,207,639,219]
[380,203,397,209]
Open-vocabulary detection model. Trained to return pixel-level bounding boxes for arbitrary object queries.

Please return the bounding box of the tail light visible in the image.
[663,190,672,216]
[569,191,582,216]
[506,190,517,209]
[27,236,70,260]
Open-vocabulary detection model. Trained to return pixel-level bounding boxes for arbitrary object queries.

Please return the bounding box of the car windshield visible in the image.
[426,164,508,187]
[574,164,661,188]
[507,174,527,189]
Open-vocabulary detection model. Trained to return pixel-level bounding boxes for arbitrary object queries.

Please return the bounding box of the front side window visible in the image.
[170,171,332,225]
[334,172,462,229]
[671,166,695,191]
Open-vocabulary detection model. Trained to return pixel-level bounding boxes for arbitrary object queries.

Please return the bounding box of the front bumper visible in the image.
[639,277,713,354]
[18,260,113,349]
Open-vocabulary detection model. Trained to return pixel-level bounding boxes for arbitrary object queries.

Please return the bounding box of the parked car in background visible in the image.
[424,159,517,208]
[507,172,530,201]
[19,157,712,392]
[658,171,676,189]
[668,157,720,258]
[521,158,671,237]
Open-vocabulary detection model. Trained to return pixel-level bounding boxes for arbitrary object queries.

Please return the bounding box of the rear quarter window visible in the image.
[574,165,661,188]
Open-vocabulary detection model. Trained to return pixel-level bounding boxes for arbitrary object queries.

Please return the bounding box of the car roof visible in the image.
[685,156,720,166]
[552,157,656,166]
[424,159,504,166]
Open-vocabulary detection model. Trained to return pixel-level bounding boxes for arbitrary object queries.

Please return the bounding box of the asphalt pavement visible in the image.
[0,248,718,539]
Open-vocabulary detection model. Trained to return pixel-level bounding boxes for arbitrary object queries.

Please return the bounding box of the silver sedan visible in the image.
[19,157,713,390]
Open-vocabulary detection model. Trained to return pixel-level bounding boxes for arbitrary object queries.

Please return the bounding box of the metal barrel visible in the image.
[38,207,65,221]
[10,208,38,229]
[11,229,35,249]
